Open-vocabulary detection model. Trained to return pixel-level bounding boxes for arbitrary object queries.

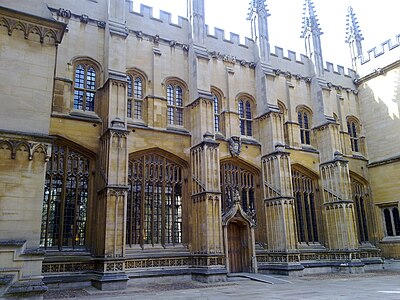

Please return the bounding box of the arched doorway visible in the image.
[222,190,257,274]
[227,218,251,273]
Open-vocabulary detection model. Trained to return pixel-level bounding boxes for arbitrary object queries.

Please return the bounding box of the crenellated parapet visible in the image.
[361,34,400,65]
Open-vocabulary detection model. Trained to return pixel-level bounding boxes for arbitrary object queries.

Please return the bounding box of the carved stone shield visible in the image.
[229,136,242,157]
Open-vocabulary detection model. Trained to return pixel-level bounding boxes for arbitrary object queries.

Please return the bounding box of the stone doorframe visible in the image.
[222,191,257,273]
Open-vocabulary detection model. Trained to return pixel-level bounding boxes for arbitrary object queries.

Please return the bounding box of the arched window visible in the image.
[127,153,184,247]
[220,161,256,216]
[292,168,318,243]
[127,75,144,120]
[167,84,184,126]
[347,118,360,152]
[297,108,311,145]
[351,177,369,243]
[73,63,97,112]
[212,93,221,133]
[383,206,400,237]
[239,99,253,136]
[40,143,90,249]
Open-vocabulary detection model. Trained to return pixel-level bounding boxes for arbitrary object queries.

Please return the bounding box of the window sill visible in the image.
[166,126,190,134]
[380,236,400,243]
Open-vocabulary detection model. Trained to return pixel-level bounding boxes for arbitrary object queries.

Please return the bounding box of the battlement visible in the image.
[361,34,400,65]
[325,61,356,78]
[127,1,189,28]
[205,25,254,48]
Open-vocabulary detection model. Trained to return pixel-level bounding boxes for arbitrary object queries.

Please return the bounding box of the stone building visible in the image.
[0,0,399,297]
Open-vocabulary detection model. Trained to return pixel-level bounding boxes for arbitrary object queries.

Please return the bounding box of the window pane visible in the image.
[176,108,183,126]
[134,100,142,119]
[245,101,252,119]
[74,90,84,110]
[384,208,393,236]
[238,101,244,118]
[167,85,174,105]
[86,67,96,90]
[213,94,219,114]
[246,120,252,136]
[167,107,174,125]
[127,99,132,118]
[127,76,132,98]
[74,65,85,89]
[86,92,95,111]
[134,77,142,99]
[175,86,183,107]
[393,208,400,236]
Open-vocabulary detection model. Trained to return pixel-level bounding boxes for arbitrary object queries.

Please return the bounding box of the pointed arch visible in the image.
[291,164,320,244]
[127,148,188,247]
[236,93,256,137]
[126,68,148,120]
[40,137,94,250]
[349,171,370,243]
[346,115,361,152]
[211,86,224,133]
[220,157,261,218]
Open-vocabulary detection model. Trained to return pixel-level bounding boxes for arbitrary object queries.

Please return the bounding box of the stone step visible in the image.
[228,273,292,284]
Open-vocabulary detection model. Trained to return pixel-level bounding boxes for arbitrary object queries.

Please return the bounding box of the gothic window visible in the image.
[292,169,319,243]
[212,93,221,133]
[238,99,253,136]
[297,108,311,145]
[383,206,400,237]
[220,162,256,216]
[40,144,90,249]
[73,63,97,112]
[167,84,184,126]
[351,177,369,243]
[127,153,184,247]
[127,75,144,120]
[347,118,360,152]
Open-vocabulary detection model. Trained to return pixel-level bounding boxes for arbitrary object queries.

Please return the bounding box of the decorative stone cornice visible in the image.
[0,133,52,162]
[0,6,66,44]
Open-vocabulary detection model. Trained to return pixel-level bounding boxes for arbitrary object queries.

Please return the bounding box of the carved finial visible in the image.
[301,0,323,38]
[247,0,271,63]
[247,0,270,20]
[300,0,324,77]
[345,6,364,70]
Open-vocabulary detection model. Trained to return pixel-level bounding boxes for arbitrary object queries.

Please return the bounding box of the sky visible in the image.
[132,0,400,69]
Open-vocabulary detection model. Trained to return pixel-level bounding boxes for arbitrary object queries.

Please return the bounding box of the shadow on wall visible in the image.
[359,67,400,162]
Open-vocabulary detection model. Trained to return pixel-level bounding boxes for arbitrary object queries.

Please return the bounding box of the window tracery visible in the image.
[166,84,184,126]
[292,168,318,243]
[127,74,144,120]
[297,108,312,145]
[127,153,184,247]
[351,177,369,243]
[40,144,90,249]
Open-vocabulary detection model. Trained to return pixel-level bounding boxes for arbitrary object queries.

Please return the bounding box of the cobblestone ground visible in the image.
[43,263,400,300]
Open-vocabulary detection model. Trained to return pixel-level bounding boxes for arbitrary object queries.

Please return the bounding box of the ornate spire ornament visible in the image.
[345,6,364,70]
[300,0,324,77]
[247,0,271,63]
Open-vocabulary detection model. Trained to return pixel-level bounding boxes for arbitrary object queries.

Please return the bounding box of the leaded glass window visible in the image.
[383,206,400,237]
[298,110,311,145]
[347,120,359,152]
[220,162,256,216]
[127,153,183,247]
[239,100,252,136]
[127,75,144,119]
[166,84,183,126]
[212,93,221,132]
[73,64,96,111]
[351,177,369,243]
[292,169,318,243]
[40,144,90,249]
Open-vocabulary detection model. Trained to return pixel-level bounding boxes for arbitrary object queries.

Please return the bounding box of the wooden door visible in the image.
[228,221,245,273]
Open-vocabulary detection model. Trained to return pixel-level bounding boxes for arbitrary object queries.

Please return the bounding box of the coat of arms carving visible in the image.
[229,136,242,157]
